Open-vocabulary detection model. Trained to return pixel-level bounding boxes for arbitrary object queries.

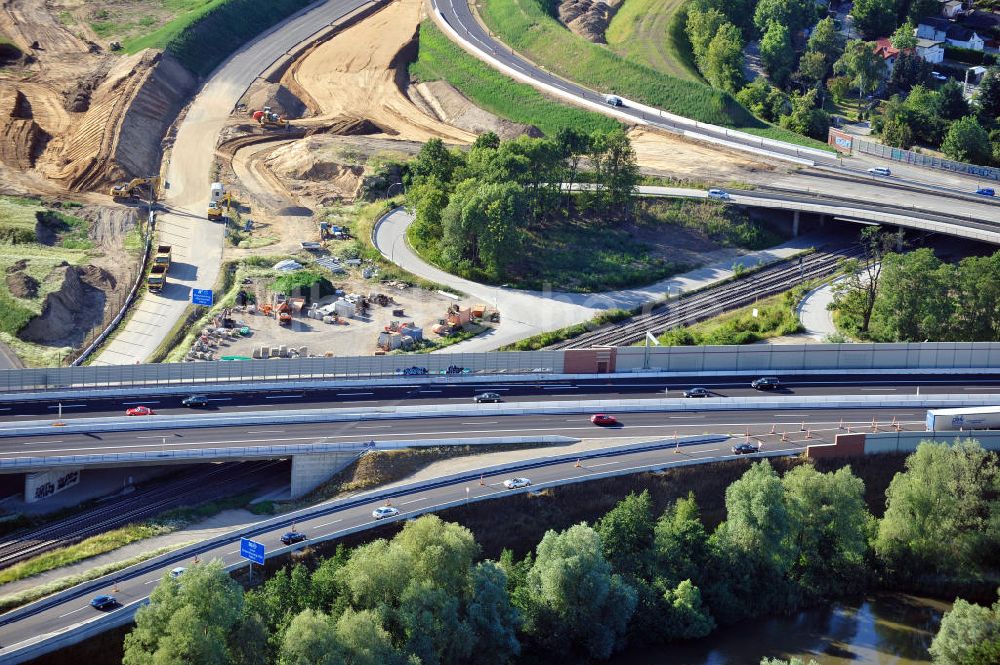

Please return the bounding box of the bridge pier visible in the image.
[290,451,361,499]
[792,210,800,237]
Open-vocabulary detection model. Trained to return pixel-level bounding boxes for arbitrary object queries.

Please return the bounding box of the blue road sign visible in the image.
[192,289,214,306]
[240,537,265,565]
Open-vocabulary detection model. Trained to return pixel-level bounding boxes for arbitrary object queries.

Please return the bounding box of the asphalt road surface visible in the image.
[3,374,999,422]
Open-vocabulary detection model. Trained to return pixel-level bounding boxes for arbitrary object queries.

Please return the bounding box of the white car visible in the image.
[170,567,186,578]
[931,71,947,81]
[503,477,532,490]
[372,506,400,520]
[867,166,891,176]
[707,188,730,200]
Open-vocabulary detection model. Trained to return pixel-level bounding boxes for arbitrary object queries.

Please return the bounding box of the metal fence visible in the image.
[852,137,1000,182]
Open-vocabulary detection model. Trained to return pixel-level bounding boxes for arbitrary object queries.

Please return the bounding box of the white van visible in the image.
[209,182,225,203]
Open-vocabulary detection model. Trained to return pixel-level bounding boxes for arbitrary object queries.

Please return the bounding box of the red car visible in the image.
[125,406,155,416]
[590,414,618,426]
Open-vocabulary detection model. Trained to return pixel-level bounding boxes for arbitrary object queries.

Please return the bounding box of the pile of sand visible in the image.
[629,127,779,179]
[558,0,624,43]
[263,138,365,205]
[47,49,195,191]
[284,0,474,144]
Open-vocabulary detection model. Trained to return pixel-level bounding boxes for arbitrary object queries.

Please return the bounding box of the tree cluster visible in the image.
[406,131,638,282]
[123,440,1000,665]
[832,240,1000,342]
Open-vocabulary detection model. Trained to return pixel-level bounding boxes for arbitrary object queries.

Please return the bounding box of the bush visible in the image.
[944,46,997,66]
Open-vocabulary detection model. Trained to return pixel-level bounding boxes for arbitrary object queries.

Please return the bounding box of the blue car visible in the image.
[976,187,995,197]
[90,595,118,610]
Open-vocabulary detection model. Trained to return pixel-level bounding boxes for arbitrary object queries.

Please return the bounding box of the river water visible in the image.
[606,594,950,665]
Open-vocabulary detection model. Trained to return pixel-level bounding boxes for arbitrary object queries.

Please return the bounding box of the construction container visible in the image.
[334,299,354,318]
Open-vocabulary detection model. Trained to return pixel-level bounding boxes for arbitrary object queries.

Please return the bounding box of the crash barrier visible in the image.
[0,433,728,664]
[3,342,1000,394]
[0,435,580,473]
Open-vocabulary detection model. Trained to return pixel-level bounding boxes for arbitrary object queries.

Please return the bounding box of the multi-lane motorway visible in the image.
[4,374,1000,422]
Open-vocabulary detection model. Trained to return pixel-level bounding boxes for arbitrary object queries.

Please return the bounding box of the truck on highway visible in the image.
[147,264,167,293]
[925,406,1000,431]
[153,245,171,270]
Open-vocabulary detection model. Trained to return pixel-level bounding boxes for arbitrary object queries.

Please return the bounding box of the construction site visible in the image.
[0,0,789,367]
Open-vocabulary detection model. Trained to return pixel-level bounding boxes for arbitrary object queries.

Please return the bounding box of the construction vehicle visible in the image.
[110,176,160,201]
[153,245,171,270]
[252,107,289,129]
[207,183,238,220]
[147,264,167,292]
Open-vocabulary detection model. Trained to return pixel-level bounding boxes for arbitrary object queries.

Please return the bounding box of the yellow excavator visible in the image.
[110,176,160,201]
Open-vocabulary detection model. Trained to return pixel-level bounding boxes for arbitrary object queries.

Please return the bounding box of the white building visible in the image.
[915,37,945,64]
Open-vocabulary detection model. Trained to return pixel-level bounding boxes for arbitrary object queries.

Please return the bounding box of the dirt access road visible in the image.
[93,0,372,365]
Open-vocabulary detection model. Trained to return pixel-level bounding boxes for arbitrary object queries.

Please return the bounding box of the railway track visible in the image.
[0,460,283,568]
[547,245,862,349]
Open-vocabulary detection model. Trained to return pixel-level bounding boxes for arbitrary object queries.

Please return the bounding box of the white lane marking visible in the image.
[207,397,232,401]
[312,518,342,529]
[463,421,497,425]
[338,392,374,397]
[963,387,1000,391]
[144,579,158,585]
[773,414,804,417]
[0,408,9,412]
[58,606,87,618]
[246,429,284,434]
[226,549,240,555]
[265,395,301,400]
[543,386,576,389]
[669,416,701,419]
[21,440,62,445]
[136,435,168,439]
[860,388,897,391]
[46,404,86,409]
[419,390,442,393]
[122,401,161,405]
[357,425,391,429]
[399,496,428,505]
[588,460,623,468]
[340,400,376,403]
[1,421,924,456]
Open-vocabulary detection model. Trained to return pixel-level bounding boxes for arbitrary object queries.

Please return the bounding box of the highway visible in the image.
[431,0,1000,225]
[4,374,1000,422]
[0,425,863,656]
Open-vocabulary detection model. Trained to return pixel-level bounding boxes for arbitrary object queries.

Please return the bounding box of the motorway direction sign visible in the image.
[192,288,214,306]
[240,537,265,565]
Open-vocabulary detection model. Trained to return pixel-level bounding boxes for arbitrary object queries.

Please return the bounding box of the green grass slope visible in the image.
[410,22,619,136]
[605,0,700,82]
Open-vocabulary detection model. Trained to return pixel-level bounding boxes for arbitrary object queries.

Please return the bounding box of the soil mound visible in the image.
[558,0,624,43]
[6,259,28,274]
[316,117,390,136]
[18,264,105,346]
[411,81,542,139]
[263,138,365,204]
[53,49,195,191]
[6,271,38,298]
[0,89,49,169]
[242,82,308,119]
[72,205,139,251]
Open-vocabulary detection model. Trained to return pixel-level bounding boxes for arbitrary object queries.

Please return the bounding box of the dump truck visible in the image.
[147,264,167,292]
[110,176,159,200]
[153,245,171,270]
[252,107,289,129]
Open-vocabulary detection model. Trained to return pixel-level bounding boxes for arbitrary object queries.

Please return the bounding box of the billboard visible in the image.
[827,128,853,154]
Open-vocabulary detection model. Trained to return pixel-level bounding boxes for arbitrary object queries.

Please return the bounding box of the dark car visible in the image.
[474,392,503,403]
[751,377,781,390]
[976,187,995,197]
[90,595,118,610]
[181,394,209,408]
[683,387,711,398]
[280,531,307,546]
[732,443,760,455]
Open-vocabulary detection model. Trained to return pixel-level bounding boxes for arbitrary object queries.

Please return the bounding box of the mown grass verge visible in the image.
[605,0,700,82]
[477,0,833,151]
[0,544,188,614]
[126,0,314,76]
[0,524,173,586]
[410,22,619,136]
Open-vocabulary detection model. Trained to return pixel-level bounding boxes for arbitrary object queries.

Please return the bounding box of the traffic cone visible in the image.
[769,424,776,435]
[781,430,788,442]
[479,475,485,486]
[575,459,581,468]
[838,419,845,430]
[871,417,878,433]
[193,555,200,565]
[805,428,813,439]
[113,581,119,593]
[800,421,806,432]
[848,424,853,433]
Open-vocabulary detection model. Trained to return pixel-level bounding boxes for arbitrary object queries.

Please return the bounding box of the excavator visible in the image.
[109,176,160,201]
[252,106,289,129]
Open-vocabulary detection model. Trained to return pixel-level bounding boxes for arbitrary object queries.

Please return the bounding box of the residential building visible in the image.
[874,38,902,73]
[940,0,963,19]
[917,17,951,41]
[945,24,985,50]
[916,37,945,63]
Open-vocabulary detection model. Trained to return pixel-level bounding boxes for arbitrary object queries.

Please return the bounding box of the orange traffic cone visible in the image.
[800,421,806,432]
[769,424,776,435]
[838,419,845,430]
[805,428,813,439]
[479,475,485,486]
[781,430,788,442]
[575,459,581,468]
